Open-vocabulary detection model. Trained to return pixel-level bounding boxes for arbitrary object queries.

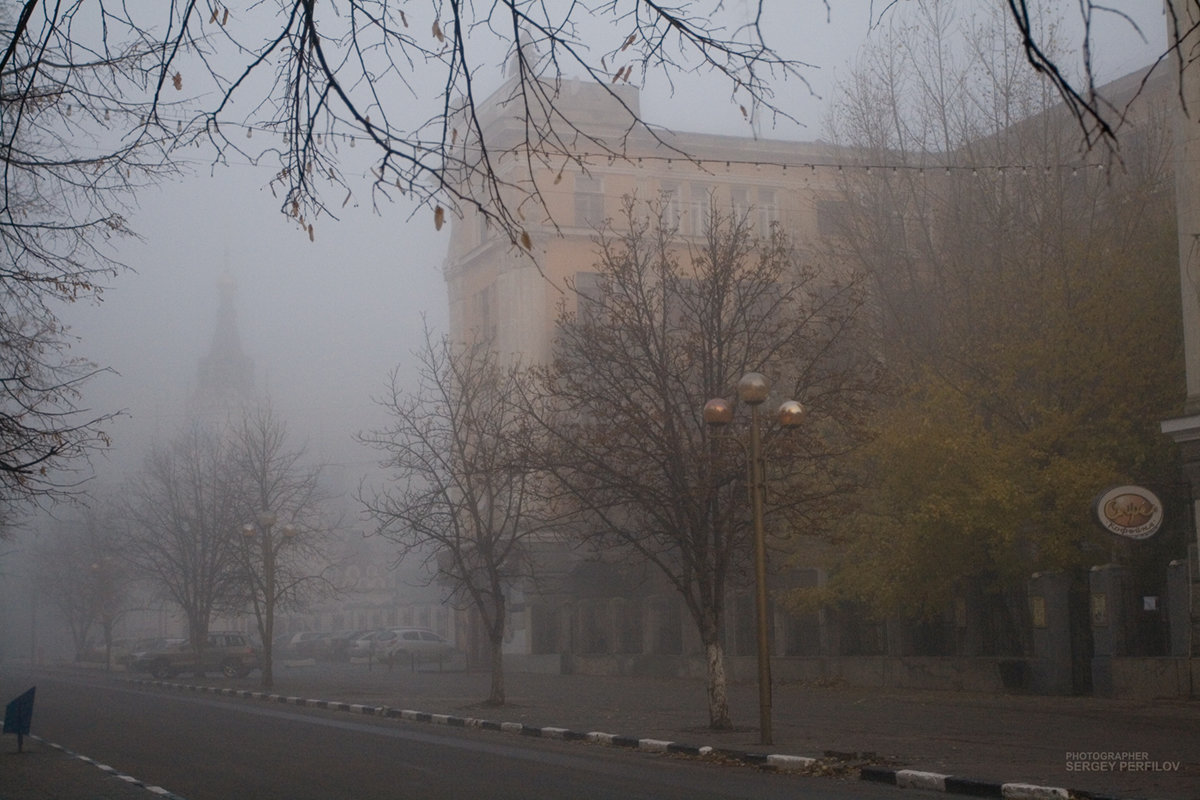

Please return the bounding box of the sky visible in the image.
[57,0,1168,509]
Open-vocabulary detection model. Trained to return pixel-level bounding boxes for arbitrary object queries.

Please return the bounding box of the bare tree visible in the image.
[360,325,559,706]
[0,3,180,527]
[33,504,132,666]
[122,424,245,660]
[229,403,338,690]
[0,3,810,238]
[525,198,884,731]
[0,1,804,532]
[1005,0,1195,147]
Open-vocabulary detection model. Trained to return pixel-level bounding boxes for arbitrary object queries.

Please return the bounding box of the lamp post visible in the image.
[242,511,296,688]
[704,372,804,746]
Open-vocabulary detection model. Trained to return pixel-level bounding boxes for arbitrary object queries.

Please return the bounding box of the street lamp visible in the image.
[704,372,804,746]
[242,511,297,689]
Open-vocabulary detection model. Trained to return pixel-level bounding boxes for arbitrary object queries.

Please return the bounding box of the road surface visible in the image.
[4,670,915,800]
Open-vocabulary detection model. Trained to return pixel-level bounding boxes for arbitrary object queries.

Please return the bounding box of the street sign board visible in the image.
[3,686,35,752]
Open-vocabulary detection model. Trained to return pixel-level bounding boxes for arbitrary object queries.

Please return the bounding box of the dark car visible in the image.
[131,631,259,679]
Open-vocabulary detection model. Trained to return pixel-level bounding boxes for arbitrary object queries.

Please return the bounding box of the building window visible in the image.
[730,186,750,222]
[758,188,778,233]
[574,270,604,326]
[531,602,561,654]
[659,181,681,230]
[474,283,497,342]
[575,175,605,228]
[650,596,682,655]
[580,600,609,654]
[614,598,643,654]
[689,183,712,237]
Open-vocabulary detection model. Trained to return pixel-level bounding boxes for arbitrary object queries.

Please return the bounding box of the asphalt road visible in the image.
[5,670,916,800]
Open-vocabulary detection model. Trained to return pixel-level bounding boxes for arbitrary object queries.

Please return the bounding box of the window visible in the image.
[689,183,712,237]
[651,597,682,655]
[659,181,681,229]
[574,270,604,326]
[531,602,560,655]
[758,188,778,233]
[730,186,750,221]
[614,598,643,654]
[474,283,497,342]
[574,175,605,228]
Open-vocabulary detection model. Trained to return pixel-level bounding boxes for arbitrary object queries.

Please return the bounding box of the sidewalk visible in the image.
[4,663,1199,799]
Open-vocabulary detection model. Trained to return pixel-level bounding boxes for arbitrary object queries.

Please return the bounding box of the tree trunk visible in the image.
[702,629,733,730]
[260,641,275,690]
[485,634,506,706]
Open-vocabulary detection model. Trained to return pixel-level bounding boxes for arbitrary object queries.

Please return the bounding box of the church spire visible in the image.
[190,273,256,422]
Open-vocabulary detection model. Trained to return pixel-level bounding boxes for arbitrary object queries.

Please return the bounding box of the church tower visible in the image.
[189,273,256,424]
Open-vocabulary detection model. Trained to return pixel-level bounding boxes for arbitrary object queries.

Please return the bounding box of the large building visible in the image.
[444,75,857,362]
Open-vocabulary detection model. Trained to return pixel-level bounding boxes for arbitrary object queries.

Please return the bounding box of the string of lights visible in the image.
[53,101,1121,179]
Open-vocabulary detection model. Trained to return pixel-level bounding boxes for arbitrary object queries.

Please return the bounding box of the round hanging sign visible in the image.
[1093,485,1163,540]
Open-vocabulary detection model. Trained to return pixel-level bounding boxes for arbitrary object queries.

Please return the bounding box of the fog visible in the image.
[58,0,1165,497]
[0,2,1168,663]
[61,1,894,492]
[66,168,442,490]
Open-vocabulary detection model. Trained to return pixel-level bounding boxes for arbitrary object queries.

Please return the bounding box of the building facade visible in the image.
[439,64,1199,697]
[441,75,875,680]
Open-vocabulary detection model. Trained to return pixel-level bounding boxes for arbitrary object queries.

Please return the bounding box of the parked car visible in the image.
[375,628,458,668]
[327,629,371,662]
[122,637,184,668]
[346,629,385,662]
[131,631,259,679]
[283,631,332,659]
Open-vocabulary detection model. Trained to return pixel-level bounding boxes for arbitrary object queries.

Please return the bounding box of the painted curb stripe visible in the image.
[28,735,186,800]
[124,678,1143,800]
[897,770,950,791]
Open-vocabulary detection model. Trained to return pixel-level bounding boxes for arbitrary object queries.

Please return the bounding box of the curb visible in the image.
[859,766,1129,800]
[129,679,1133,800]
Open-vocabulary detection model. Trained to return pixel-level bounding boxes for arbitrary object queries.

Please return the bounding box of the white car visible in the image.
[374,628,457,667]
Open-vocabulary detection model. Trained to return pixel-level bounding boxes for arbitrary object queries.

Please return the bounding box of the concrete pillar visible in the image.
[1027,572,1072,694]
[885,617,912,657]
[1166,555,1193,656]
[1090,564,1132,696]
